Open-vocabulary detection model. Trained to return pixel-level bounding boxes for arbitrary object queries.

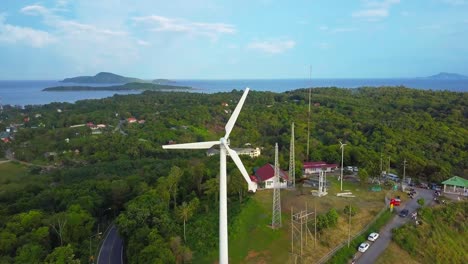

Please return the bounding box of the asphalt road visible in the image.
[97,224,124,264]
[355,188,435,264]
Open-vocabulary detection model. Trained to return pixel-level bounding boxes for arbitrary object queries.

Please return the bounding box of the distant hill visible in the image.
[424,72,468,80]
[152,79,176,84]
[43,82,192,91]
[61,72,146,84]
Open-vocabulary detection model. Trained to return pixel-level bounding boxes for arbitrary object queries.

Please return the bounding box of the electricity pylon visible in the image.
[272,143,282,229]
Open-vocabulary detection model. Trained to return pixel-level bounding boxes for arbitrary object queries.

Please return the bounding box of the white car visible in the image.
[368,232,379,242]
[358,242,370,253]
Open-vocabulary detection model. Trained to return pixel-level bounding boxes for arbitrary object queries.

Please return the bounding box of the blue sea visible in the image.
[0,78,466,106]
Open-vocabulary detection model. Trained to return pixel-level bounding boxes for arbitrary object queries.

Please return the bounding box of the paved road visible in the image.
[355,188,435,264]
[97,224,124,264]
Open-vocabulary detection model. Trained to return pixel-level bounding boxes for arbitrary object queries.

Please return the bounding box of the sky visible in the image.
[0,0,467,79]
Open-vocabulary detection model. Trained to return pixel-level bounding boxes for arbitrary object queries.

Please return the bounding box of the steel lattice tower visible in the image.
[272,143,282,229]
[289,122,295,188]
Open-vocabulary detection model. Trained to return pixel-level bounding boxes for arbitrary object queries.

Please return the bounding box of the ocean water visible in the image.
[0,78,466,106]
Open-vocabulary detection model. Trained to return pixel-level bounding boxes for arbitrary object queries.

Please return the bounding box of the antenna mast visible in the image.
[289,122,295,188]
[272,143,282,229]
[306,66,311,161]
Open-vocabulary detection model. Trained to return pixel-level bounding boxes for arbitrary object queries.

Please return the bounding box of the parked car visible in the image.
[399,209,409,217]
[353,166,359,172]
[391,198,401,206]
[358,242,370,253]
[368,232,379,242]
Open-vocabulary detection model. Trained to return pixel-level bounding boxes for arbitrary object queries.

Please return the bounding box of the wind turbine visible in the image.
[339,141,347,191]
[162,88,257,264]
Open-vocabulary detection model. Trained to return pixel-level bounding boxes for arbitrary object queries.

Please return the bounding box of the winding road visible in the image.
[97,224,124,264]
[355,188,435,264]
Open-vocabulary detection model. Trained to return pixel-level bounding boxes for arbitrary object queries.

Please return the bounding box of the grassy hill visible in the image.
[392,201,468,264]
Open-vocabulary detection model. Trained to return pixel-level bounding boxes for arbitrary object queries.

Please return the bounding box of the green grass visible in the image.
[327,209,394,264]
[228,192,290,264]
[201,176,388,263]
[375,242,421,264]
[392,201,468,264]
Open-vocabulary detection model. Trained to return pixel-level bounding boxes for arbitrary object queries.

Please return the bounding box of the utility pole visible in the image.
[387,156,391,177]
[340,141,346,191]
[306,65,311,162]
[348,200,352,248]
[380,153,383,180]
[402,159,407,191]
[314,199,317,248]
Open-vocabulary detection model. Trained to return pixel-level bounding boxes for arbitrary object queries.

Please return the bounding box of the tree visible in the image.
[14,243,45,264]
[170,236,193,264]
[417,198,425,207]
[167,166,183,208]
[203,177,219,205]
[344,205,358,216]
[358,168,369,185]
[44,244,80,264]
[176,198,199,242]
[228,170,247,203]
[49,213,67,246]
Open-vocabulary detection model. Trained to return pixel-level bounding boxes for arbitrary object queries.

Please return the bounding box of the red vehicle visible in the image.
[390,198,401,206]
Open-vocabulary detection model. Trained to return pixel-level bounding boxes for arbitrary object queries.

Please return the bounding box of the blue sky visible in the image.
[0,0,467,79]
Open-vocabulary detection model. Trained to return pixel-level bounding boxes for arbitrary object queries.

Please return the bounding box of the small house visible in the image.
[252,163,289,189]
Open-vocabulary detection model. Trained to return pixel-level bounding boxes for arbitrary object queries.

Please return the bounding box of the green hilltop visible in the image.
[61,72,146,84]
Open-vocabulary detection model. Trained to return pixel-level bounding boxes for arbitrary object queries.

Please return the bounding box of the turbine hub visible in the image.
[220,137,230,146]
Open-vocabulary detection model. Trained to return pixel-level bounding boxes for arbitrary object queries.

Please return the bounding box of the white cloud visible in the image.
[352,9,388,18]
[0,13,55,47]
[332,27,357,33]
[247,39,295,54]
[133,15,236,39]
[400,11,410,16]
[318,25,329,31]
[318,25,357,33]
[417,24,442,30]
[17,4,140,72]
[318,42,331,50]
[21,5,50,16]
[352,0,400,20]
[137,39,150,46]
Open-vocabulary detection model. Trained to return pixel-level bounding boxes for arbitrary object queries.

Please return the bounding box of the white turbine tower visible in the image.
[162,88,257,264]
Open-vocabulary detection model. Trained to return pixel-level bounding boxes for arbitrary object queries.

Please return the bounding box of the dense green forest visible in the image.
[0,87,466,263]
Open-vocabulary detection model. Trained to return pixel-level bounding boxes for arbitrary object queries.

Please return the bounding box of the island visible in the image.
[424,72,468,80]
[61,72,146,84]
[42,82,192,91]
[152,79,176,84]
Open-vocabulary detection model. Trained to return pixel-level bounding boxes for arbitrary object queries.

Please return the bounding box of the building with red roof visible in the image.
[252,163,289,189]
[303,161,338,175]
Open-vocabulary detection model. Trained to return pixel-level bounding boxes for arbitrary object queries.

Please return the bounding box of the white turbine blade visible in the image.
[224,143,257,192]
[225,88,250,139]
[163,141,219,149]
